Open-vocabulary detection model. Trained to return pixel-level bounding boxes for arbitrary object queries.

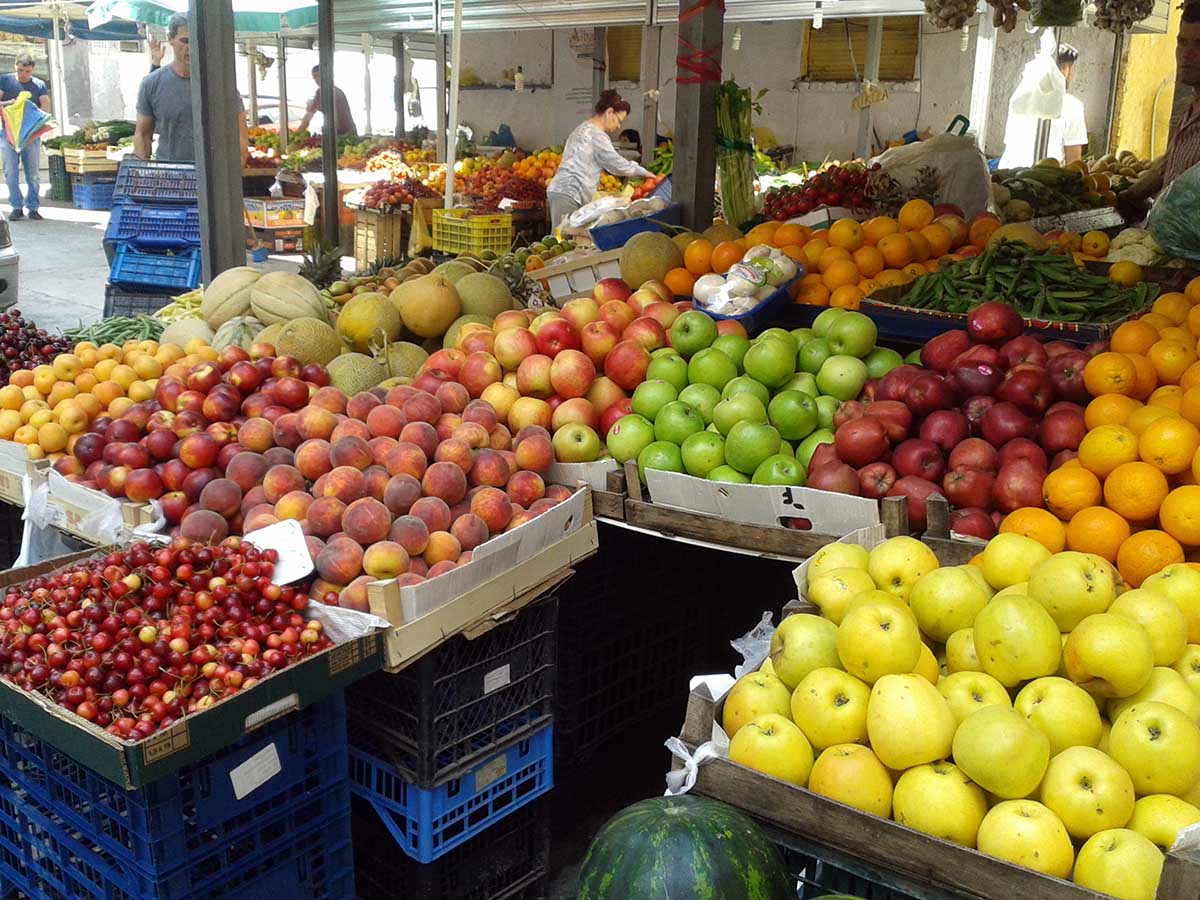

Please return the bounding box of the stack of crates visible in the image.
[347,594,558,899]
[104,158,202,317]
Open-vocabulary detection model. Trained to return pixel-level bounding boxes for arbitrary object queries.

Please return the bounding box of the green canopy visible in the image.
[86,0,317,33]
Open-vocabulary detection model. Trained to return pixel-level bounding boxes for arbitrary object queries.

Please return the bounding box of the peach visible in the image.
[421,461,468,505]
[310,386,348,414]
[363,465,390,501]
[241,484,269,514]
[319,466,366,504]
[306,496,346,537]
[272,413,301,449]
[311,473,330,497]
[506,471,545,507]
[514,434,554,473]
[389,514,430,556]
[505,510,534,531]
[427,560,458,578]
[468,449,510,488]
[545,484,574,503]
[368,436,397,467]
[450,513,489,551]
[435,413,463,442]
[435,381,470,414]
[199,478,242,517]
[338,575,373,612]
[305,535,325,562]
[462,400,499,433]
[347,391,381,421]
[513,425,551,449]
[500,450,519,478]
[384,473,422,516]
[434,438,474,475]
[410,496,452,533]
[470,487,513,533]
[275,490,314,521]
[384,441,427,480]
[263,446,294,468]
[310,577,344,601]
[530,498,560,515]
[341,497,392,545]
[399,421,439,458]
[363,540,410,579]
[453,422,489,450]
[395,572,426,586]
[295,439,333,481]
[225,451,269,493]
[423,531,462,566]
[366,404,406,439]
[243,508,279,532]
[489,424,512,452]
[237,418,275,453]
[180,508,228,543]
[385,385,416,407]
[296,405,337,441]
[408,557,429,577]
[331,418,371,443]
[263,464,307,503]
[330,435,372,470]
[316,536,364,585]
[403,392,442,425]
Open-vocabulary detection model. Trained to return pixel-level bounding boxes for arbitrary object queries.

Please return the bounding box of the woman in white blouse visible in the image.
[547,89,654,230]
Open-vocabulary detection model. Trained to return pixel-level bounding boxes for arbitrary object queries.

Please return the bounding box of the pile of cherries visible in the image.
[0,309,72,383]
[0,539,333,741]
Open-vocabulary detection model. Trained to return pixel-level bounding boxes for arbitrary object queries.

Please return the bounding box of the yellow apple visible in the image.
[1110,590,1189,667]
[1110,701,1200,796]
[1108,666,1200,724]
[844,588,915,620]
[807,567,877,624]
[976,800,1074,878]
[807,542,870,582]
[728,713,814,787]
[972,595,1062,687]
[1099,717,1112,753]
[908,566,990,643]
[945,627,981,674]
[768,613,841,690]
[807,744,893,818]
[1184,775,1200,808]
[1064,613,1154,699]
[1014,676,1103,755]
[1073,829,1164,900]
[1141,563,1200,643]
[866,535,938,604]
[980,533,1051,591]
[952,705,1050,799]
[993,581,1029,599]
[866,673,955,770]
[1175,643,1200,697]
[836,602,922,684]
[959,563,994,597]
[1027,551,1118,631]
[790,667,871,750]
[1040,746,1135,839]
[721,671,793,737]
[893,761,987,848]
[913,642,939,683]
[1128,794,1200,851]
[758,656,776,677]
[938,670,1011,725]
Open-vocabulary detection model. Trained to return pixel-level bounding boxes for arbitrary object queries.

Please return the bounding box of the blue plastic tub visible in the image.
[71,178,116,211]
[105,202,200,250]
[113,159,198,205]
[589,203,682,251]
[110,244,202,292]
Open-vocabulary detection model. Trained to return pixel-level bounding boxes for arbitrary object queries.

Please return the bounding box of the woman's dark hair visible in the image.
[595,89,631,116]
[1185,1,1200,23]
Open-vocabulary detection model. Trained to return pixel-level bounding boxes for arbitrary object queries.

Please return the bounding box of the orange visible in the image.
[1153,292,1192,325]
[1160,485,1200,546]
[1077,424,1139,478]
[1085,393,1142,429]
[1181,361,1200,391]
[858,278,880,295]
[1083,352,1139,396]
[1042,465,1102,520]
[906,231,932,263]
[878,234,913,269]
[862,216,900,245]
[1187,275,1200,304]
[1058,232,1083,253]
[1110,320,1160,356]
[919,224,953,258]
[999,508,1067,553]
[1066,506,1131,562]
[1109,261,1144,286]
[773,223,810,248]
[898,199,935,231]
[829,285,864,310]
[1125,353,1157,400]
[852,245,885,279]
[663,268,695,297]
[817,246,853,274]
[801,238,829,270]
[924,259,942,274]
[968,216,1001,247]
[1103,460,1170,522]
[1149,339,1197,385]
[1159,325,1195,345]
[1139,312,1174,332]
[821,259,860,291]
[1186,305,1200,338]
[710,241,744,275]
[903,263,928,280]
[782,244,806,262]
[1117,530,1185,587]
[828,219,865,252]
[1126,404,1179,435]
[1080,231,1111,257]
[745,221,780,246]
[1139,415,1200,474]
[1149,384,1184,411]
[684,238,714,276]
[1181,386,1200,425]
[795,281,831,307]
[875,269,909,288]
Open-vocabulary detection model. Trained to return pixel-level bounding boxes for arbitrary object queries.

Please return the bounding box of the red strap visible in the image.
[676,0,724,84]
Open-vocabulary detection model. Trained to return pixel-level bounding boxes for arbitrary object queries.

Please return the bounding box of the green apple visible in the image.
[797,338,831,375]
[712,334,751,373]
[637,440,684,481]
[781,372,819,398]
[743,337,796,388]
[864,346,904,379]
[670,310,719,358]
[631,379,678,421]
[905,347,923,365]
[752,454,806,486]
[725,420,782,475]
[713,393,769,436]
[681,430,726,477]
[687,347,738,391]
[758,327,798,354]
[811,307,847,338]
[654,400,705,445]
[678,383,721,424]
[552,423,602,462]
[721,374,771,406]
[816,355,869,402]
[709,465,750,484]
[777,440,794,458]
[606,413,655,463]
[825,311,878,358]
[796,429,834,467]
[646,355,689,392]
[791,327,813,345]
[651,347,680,359]
[814,396,839,430]
[768,390,819,441]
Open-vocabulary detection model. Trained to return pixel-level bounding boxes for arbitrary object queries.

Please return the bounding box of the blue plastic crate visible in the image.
[349,723,553,864]
[72,178,117,211]
[114,158,198,205]
[588,203,682,251]
[697,275,802,335]
[0,693,348,874]
[110,244,202,292]
[105,202,200,251]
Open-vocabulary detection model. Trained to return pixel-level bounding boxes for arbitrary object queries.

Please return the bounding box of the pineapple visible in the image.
[298,241,344,288]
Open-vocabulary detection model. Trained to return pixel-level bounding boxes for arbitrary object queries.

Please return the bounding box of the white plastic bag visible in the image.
[1009,30,1065,119]
[870,133,993,219]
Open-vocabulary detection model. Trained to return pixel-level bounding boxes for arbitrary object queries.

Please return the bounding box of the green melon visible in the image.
[443,314,493,349]
[577,796,793,900]
[326,353,388,395]
[276,317,342,365]
[618,231,682,290]
[455,272,513,319]
[381,341,428,378]
[704,222,745,245]
[431,260,475,285]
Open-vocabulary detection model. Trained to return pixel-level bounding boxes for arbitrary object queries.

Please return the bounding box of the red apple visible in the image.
[921,330,971,372]
[919,409,970,454]
[862,400,912,443]
[1038,408,1087,455]
[858,462,897,499]
[876,365,924,403]
[942,466,995,509]
[835,417,889,467]
[593,277,632,304]
[963,395,996,434]
[1043,340,1076,359]
[621,317,668,352]
[980,402,1035,447]
[808,462,861,496]
[833,400,866,429]
[948,438,999,473]
[493,328,539,372]
[997,367,1052,417]
[581,321,620,366]
[603,341,651,391]
[997,436,1048,470]
[949,507,997,540]
[948,361,1003,397]
[600,397,633,435]
[892,438,946,482]
[536,318,582,356]
[562,297,600,331]
[991,460,1046,513]
[1046,350,1091,404]
[643,302,680,331]
[952,343,1005,371]
[904,373,957,417]
[809,443,840,474]
[967,301,1024,346]
[1000,335,1049,370]
[886,476,943,530]
[599,299,636,334]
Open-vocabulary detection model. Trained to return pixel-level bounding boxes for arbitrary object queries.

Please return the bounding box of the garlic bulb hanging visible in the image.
[1093,0,1155,33]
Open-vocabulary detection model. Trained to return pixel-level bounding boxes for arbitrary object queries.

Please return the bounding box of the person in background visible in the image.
[149,38,164,73]
[999,43,1089,168]
[134,14,248,163]
[548,89,653,230]
[296,65,357,137]
[0,53,50,221]
[1120,1,1200,221]
[618,128,642,157]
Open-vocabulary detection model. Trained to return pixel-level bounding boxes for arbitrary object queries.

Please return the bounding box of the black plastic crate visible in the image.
[48,153,71,203]
[352,793,549,900]
[113,158,198,205]
[103,283,175,318]
[778,838,944,900]
[346,595,557,788]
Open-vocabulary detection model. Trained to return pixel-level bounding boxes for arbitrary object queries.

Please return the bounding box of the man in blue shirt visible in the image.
[0,53,50,221]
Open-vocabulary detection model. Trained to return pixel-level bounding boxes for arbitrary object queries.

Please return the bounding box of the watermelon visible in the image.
[577,795,794,899]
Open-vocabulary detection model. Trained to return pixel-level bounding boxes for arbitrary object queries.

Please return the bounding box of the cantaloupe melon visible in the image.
[431,260,475,285]
[276,318,342,365]
[391,275,462,339]
[326,353,388,395]
[987,223,1048,251]
[381,341,428,378]
[619,231,682,289]
[161,319,214,348]
[201,267,261,328]
[337,292,402,353]
[250,272,329,325]
[703,223,744,245]
[256,322,284,349]
[455,273,512,320]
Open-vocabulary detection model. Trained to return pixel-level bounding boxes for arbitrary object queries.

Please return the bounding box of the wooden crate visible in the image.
[353,208,407,271]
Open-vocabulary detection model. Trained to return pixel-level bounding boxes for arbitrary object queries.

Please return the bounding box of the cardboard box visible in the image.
[0,439,44,506]
[243,197,307,229]
[536,249,622,304]
[248,226,306,253]
[44,469,159,545]
[0,548,386,787]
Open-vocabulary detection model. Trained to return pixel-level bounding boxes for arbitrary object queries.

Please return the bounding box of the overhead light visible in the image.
[731,26,742,51]
[813,2,824,30]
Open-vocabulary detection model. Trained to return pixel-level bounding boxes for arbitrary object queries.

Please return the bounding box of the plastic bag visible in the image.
[870,133,993,219]
[1148,162,1200,262]
[1009,30,1065,119]
[408,198,436,256]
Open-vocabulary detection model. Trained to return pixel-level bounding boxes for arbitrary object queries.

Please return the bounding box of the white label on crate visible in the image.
[473,753,508,793]
[230,743,282,800]
[243,519,314,585]
[483,664,511,695]
[244,693,300,731]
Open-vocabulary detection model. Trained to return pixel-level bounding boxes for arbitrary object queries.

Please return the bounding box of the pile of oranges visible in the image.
[511,150,562,187]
